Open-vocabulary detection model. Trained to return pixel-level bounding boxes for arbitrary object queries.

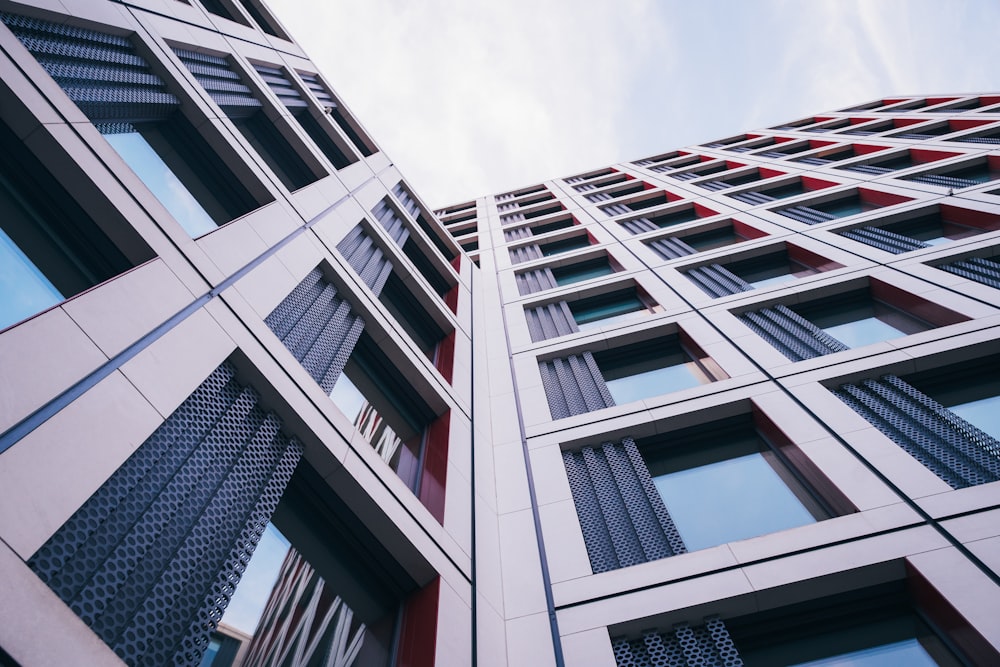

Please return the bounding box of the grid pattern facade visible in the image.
[0,0,998,665]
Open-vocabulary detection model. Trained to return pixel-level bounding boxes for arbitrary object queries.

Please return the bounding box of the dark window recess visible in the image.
[584,181,645,201]
[670,161,726,181]
[834,357,1000,490]
[950,127,1000,145]
[939,255,1000,290]
[634,151,681,165]
[687,246,837,298]
[739,287,952,362]
[199,0,246,24]
[234,0,287,38]
[393,183,456,261]
[529,216,576,237]
[841,152,916,175]
[574,173,628,192]
[175,49,320,191]
[841,206,1000,254]
[459,238,479,252]
[601,192,677,216]
[729,179,810,205]
[0,119,151,331]
[756,141,811,158]
[698,169,767,191]
[525,287,655,342]
[299,72,378,156]
[890,122,953,140]
[646,221,764,261]
[404,237,453,296]
[564,169,614,184]
[905,157,1000,189]
[841,120,893,135]
[777,189,909,225]
[651,155,701,171]
[329,333,439,492]
[502,203,564,224]
[540,234,591,257]
[553,256,615,286]
[722,583,970,667]
[1,13,260,237]
[619,204,716,235]
[612,616,742,667]
[254,64,358,169]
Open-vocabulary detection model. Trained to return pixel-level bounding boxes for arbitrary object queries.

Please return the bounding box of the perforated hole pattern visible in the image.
[611,616,744,667]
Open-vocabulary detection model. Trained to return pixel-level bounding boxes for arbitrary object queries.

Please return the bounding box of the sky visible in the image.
[267,0,1000,209]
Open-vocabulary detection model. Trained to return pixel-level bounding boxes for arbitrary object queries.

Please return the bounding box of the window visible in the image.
[906,359,1000,441]
[539,234,592,257]
[298,72,378,157]
[329,333,438,492]
[685,245,840,297]
[175,49,321,192]
[379,273,448,363]
[904,156,1000,189]
[646,219,767,261]
[802,290,930,348]
[569,287,659,332]
[0,119,150,331]
[726,584,968,667]
[552,256,616,286]
[776,189,911,225]
[841,205,1000,253]
[642,420,824,551]
[593,335,721,405]
[2,14,262,237]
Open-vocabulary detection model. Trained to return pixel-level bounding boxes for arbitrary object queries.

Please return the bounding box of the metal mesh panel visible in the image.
[729,191,774,205]
[252,63,307,108]
[516,268,559,295]
[372,199,412,247]
[525,301,578,342]
[27,362,304,667]
[620,217,660,235]
[739,304,849,361]
[840,226,928,254]
[563,439,686,573]
[686,264,754,297]
[539,352,615,419]
[504,227,533,242]
[834,375,1000,489]
[392,182,422,219]
[777,205,836,225]
[173,49,261,118]
[647,237,696,260]
[612,617,744,667]
[940,256,1000,289]
[601,203,632,217]
[336,225,394,296]
[2,12,180,123]
[509,244,543,264]
[265,268,365,394]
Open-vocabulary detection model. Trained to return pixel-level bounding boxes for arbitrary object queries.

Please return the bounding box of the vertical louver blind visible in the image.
[516,268,558,295]
[509,244,543,264]
[28,362,303,667]
[372,199,411,246]
[1,12,180,123]
[265,268,365,394]
[539,352,614,418]
[834,375,1000,489]
[525,301,578,342]
[739,304,848,361]
[563,438,686,573]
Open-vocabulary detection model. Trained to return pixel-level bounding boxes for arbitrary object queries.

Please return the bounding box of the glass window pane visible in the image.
[791,638,940,667]
[0,225,63,329]
[948,394,1000,440]
[222,523,290,634]
[822,316,907,348]
[104,131,218,237]
[571,293,646,330]
[652,452,816,551]
[552,259,613,286]
[329,371,366,422]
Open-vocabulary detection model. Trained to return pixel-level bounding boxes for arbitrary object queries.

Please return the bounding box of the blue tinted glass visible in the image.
[197,639,220,667]
[748,273,798,289]
[791,638,939,667]
[0,225,63,330]
[605,362,702,404]
[329,371,366,422]
[822,316,905,348]
[554,263,612,286]
[949,394,1000,440]
[221,523,290,634]
[105,131,218,237]
[653,452,815,551]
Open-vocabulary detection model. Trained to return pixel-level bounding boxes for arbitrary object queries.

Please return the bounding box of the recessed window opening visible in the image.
[199,0,247,24]
[551,256,616,286]
[379,273,447,362]
[905,358,1000,441]
[0,120,149,331]
[592,334,723,405]
[529,216,575,236]
[539,234,591,257]
[795,290,931,349]
[641,417,826,552]
[569,287,660,332]
[235,0,289,38]
[329,334,437,492]
[727,251,821,289]
[402,237,453,297]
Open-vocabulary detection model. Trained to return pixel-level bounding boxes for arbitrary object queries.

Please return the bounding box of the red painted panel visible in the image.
[693,203,718,218]
[724,161,746,170]
[870,279,968,327]
[435,331,456,384]
[772,136,795,143]
[892,118,924,128]
[801,176,838,191]
[444,284,459,315]
[852,143,889,155]
[665,190,684,202]
[419,411,451,523]
[857,188,911,207]
[642,181,656,190]
[979,95,1000,107]
[807,139,834,149]
[732,219,767,240]
[787,243,843,272]
[907,563,1000,666]
[909,148,961,164]
[941,205,1000,231]
[849,117,875,125]
[759,168,784,179]
[698,154,714,162]
[395,578,441,667]
[949,118,994,131]
[925,97,957,106]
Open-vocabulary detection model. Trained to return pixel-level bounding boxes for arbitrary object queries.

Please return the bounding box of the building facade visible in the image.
[0,0,998,666]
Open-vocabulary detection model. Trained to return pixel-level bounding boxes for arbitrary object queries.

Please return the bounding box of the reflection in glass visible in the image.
[552,257,614,286]
[571,290,652,332]
[595,337,717,405]
[791,638,939,667]
[651,448,817,551]
[803,298,929,349]
[0,225,63,329]
[105,131,218,237]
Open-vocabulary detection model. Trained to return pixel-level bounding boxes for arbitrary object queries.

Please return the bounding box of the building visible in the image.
[0,0,998,665]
